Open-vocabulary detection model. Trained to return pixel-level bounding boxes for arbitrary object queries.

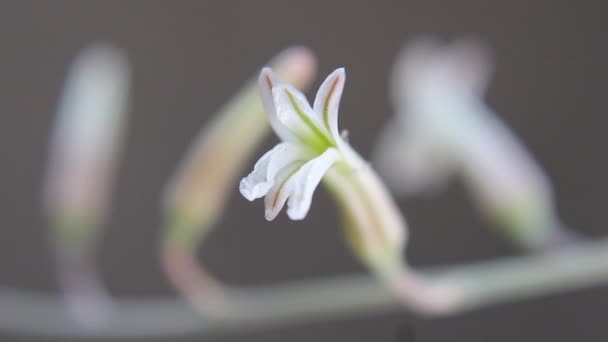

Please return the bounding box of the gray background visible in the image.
[0,1,607,341]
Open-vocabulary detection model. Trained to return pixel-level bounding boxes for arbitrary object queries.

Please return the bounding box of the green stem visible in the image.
[3,237,608,337]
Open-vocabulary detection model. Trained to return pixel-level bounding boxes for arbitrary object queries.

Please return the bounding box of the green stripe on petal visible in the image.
[313,68,345,144]
[273,85,334,152]
[286,90,334,147]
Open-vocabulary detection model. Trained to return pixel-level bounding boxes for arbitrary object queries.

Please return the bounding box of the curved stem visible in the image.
[160,242,226,315]
[0,273,396,338]
[160,47,317,313]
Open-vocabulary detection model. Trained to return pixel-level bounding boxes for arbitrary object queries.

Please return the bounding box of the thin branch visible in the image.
[0,273,395,338]
[2,237,607,338]
[434,236,608,311]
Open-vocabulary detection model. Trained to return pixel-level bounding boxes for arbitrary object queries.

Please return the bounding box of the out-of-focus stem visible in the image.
[431,237,608,311]
[161,47,317,313]
[2,237,608,337]
[43,44,130,328]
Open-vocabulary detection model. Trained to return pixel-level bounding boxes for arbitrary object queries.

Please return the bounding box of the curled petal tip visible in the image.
[258,67,277,91]
[322,68,345,86]
[334,67,346,76]
[286,207,307,221]
[238,180,264,202]
[259,66,274,78]
[327,68,346,90]
[265,208,279,221]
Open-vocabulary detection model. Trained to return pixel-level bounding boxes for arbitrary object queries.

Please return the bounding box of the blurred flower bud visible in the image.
[43,44,130,327]
[374,36,570,248]
[45,43,130,254]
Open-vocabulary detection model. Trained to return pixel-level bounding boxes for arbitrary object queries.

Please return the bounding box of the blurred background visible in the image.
[0,1,606,341]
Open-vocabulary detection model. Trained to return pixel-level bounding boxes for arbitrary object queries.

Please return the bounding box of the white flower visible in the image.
[241,66,407,276]
[240,67,358,221]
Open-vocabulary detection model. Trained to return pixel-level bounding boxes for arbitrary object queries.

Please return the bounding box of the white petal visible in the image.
[272,84,332,145]
[263,161,304,221]
[312,68,345,142]
[239,142,306,201]
[258,68,296,142]
[286,147,341,220]
[263,147,341,221]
